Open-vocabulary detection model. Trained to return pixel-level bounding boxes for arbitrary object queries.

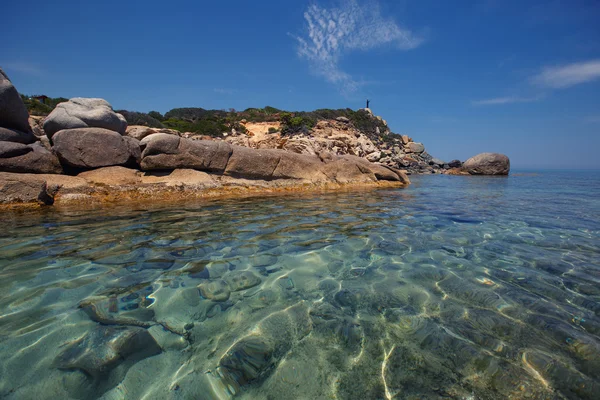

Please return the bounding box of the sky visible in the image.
[2,0,600,169]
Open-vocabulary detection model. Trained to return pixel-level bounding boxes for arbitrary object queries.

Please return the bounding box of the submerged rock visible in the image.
[198,280,231,301]
[54,325,160,379]
[224,270,262,291]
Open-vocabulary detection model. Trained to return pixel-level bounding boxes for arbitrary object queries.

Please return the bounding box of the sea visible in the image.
[0,170,599,399]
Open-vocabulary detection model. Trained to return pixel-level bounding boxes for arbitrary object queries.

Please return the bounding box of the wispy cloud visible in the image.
[531,59,600,89]
[1,61,44,76]
[292,0,423,94]
[472,95,544,106]
[213,88,237,95]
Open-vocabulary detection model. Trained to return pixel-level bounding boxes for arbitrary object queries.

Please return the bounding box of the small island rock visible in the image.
[462,152,510,175]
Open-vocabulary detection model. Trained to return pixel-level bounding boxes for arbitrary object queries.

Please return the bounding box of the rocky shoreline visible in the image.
[0,68,509,208]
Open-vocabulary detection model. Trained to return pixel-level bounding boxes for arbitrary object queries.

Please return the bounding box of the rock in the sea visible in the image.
[0,127,36,144]
[43,98,128,138]
[462,152,510,175]
[405,142,425,154]
[0,172,54,205]
[198,280,231,301]
[224,271,262,291]
[141,136,232,172]
[53,325,161,379]
[53,128,140,169]
[0,141,63,174]
[0,68,31,133]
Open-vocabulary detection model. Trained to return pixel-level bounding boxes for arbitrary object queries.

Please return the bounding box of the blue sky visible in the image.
[2,0,600,169]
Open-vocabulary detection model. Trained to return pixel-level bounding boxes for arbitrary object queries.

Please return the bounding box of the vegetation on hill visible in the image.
[20,95,68,116]
[19,95,400,142]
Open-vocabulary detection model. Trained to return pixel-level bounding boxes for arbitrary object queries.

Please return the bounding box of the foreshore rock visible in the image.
[0,164,409,208]
[0,172,54,205]
[462,152,510,175]
[43,98,127,138]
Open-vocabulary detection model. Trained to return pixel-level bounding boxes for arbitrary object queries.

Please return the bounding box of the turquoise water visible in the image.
[0,171,599,399]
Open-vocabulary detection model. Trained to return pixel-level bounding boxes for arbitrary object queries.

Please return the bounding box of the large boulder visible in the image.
[0,141,62,174]
[0,172,54,205]
[0,68,31,133]
[141,136,232,172]
[224,146,281,179]
[462,152,510,175]
[43,98,127,138]
[52,128,140,169]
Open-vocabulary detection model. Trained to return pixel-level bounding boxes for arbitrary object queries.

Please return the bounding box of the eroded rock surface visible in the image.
[462,152,510,175]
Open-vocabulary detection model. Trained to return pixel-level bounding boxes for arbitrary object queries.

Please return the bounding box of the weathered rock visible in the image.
[43,98,127,138]
[53,128,140,169]
[141,136,232,172]
[0,68,31,133]
[0,141,31,158]
[405,142,425,154]
[272,152,329,181]
[224,146,280,179]
[0,127,37,144]
[429,157,445,166]
[462,152,510,175]
[341,155,403,182]
[401,135,410,145]
[78,166,142,185]
[141,169,217,187]
[0,172,54,204]
[321,158,377,183]
[448,159,462,168]
[126,125,180,141]
[366,151,381,162]
[28,115,46,137]
[0,142,63,174]
[336,116,350,123]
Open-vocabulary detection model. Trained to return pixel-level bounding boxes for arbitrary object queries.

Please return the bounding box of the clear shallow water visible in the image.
[0,171,599,399]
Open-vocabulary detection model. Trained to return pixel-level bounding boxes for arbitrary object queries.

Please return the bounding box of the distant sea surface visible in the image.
[1,170,599,399]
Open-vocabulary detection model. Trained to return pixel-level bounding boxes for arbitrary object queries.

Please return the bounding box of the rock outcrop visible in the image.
[52,128,140,169]
[140,135,408,184]
[43,98,127,138]
[226,119,442,175]
[462,153,510,175]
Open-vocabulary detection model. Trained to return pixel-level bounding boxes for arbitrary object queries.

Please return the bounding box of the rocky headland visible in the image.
[0,68,509,208]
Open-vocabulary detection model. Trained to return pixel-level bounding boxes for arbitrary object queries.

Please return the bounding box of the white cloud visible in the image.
[532,59,600,89]
[471,95,543,106]
[292,0,423,94]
